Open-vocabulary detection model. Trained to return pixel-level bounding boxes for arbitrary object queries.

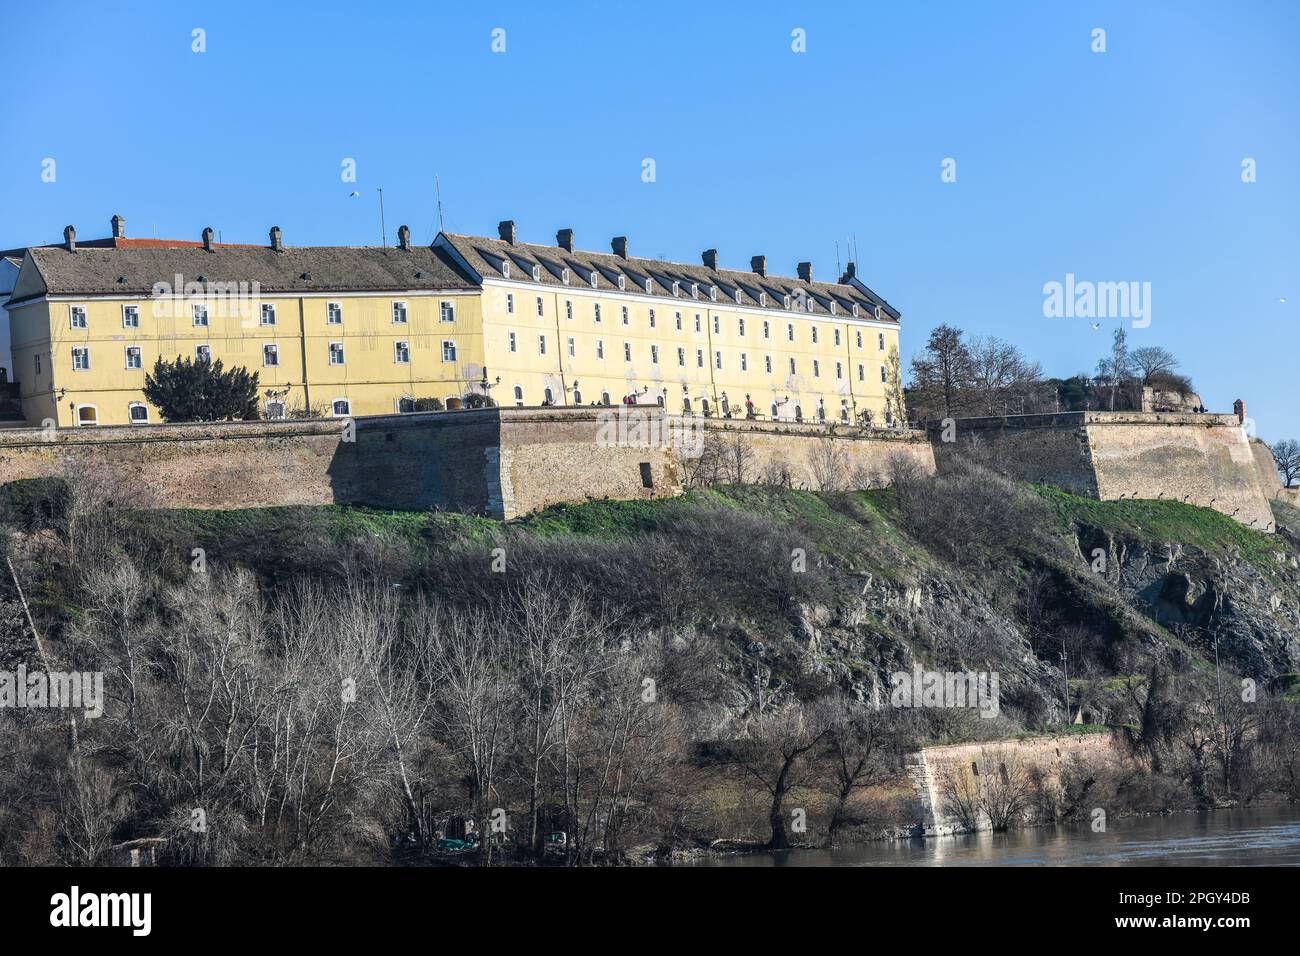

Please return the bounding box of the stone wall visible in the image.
[907,730,1126,835]
[932,411,1275,530]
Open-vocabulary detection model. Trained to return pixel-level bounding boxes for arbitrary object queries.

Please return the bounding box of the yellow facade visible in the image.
[10,290,485,426]
[479,281,899,424]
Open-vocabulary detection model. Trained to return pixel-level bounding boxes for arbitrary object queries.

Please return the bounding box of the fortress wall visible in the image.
[909,731,1126,834]
[930,413,1099,496]
[681,415,936,486]
[1084,414,1275,529]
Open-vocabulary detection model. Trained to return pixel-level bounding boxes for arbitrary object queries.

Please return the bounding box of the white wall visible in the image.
[0,257,17,383]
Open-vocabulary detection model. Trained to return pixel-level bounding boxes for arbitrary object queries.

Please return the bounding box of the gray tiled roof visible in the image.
[438,233,901,322]
[10,244,475,305]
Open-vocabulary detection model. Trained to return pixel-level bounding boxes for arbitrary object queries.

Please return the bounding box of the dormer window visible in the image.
[851,304,859,317]
[759,292,767,307]
[690,283,699,299]
[874,304,883,320]
[561,267,570,285]
[782,295,791,310]
[501,261,511,278]
[644,278,653,294]
[617,275,626,291]
[672,280,681,296]
[709,286,718,302]
[733,288,742,304]
[830,301,838,316]
[531,264,541,281]
[589,271,598,288]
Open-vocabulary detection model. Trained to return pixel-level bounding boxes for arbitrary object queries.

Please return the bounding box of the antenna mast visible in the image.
[435,174,446,233]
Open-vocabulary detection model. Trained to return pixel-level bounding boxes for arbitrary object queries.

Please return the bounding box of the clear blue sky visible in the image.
[3,1,1296,440]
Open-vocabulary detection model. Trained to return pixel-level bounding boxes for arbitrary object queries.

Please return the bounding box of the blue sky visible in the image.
[2,1,1296,440]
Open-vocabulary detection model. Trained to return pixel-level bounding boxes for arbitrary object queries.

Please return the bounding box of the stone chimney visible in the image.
[557,228,574,252]
[269,226,283,251]
[202,227,215,252]
[612,236,628,259]
[397,224,411,250]
[797,261,813,282]
[63,225,76,252]
[1233,398,1246,424]
[702,249,719,271]
[498,220,516,244]
[839,261,857,284]
[110,214,126,239]
[750,255,766,277]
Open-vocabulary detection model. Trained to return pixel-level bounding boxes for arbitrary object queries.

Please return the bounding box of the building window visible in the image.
[125,346,142,369]
[122,305,140,328]
[329,342,345,365]
[70,305,88,329]
[713,316,720,334]
[763,320,770,339]
[787,323,794,342]
[34,354,41,376]
[677,347,685,367]
[771,403,779,419]
[714,350,722,370]
[622,306,629,325]
[836,362,843,379]
[128,402,149,424]
[261,303,276,326]
[596,340,605,359]
[397,397,416,414]
[651,344,659,364]
[765,355,772,373]
[395,340,410,364]
[192,304,209,327]
[881,365,888,383]
[879,332,886,350]
[197,344,211,363]
[675,312,682,330]
[789,357,797,375]
[856,330,863,348]
[624,342,632,362]
[601,391,611,406]
[813,359,820,377]
[514,385,524,406]
[738,318,746,336]
[696,348,704,368]
[332,399,351,417]
[440,300,455,323]
[72,347,90,370]
[565,300,574,321]
[811,327,819,344]
[740,352,748,372]
[509,331,517,353]
[567,337,576,358]
[841,400,850,424]
[263,344,278,366]
[532,265,542,281]
[858,364,865,381]
[393,301,408,324]
[327,302,343,324]
[573,388,583,404]
[594,303,602,323]
[538,335,546,356]
[75,405,98,427]
[694,314,701,332]
[834,328,841,346]
[443,340,458,362]
[536,296,544,317]
[649,308,656,328]
[506,293,515,315]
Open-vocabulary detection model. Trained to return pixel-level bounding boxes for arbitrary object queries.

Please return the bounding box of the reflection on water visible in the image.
[686,806,1300,866]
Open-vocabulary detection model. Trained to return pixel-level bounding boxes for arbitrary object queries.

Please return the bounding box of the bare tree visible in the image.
[1271,439,1300,487]
[807,438,850,492]
[967,335,1043,416]
[731,701,831,849]
[1130,346,1180,384]
[822,700,909,843]
[909,325,973,419]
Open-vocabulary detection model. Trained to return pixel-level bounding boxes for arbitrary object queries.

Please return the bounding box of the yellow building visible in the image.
[2,216,903,428]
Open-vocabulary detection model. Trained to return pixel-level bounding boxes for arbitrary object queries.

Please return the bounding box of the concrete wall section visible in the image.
[932,412,1098,497]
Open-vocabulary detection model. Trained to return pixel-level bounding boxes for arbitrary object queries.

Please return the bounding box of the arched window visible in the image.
[817,404,825,422]
[444,396,462,410]
[398,397,416,414]
[601,391,611,406]
[128,402,149,425]
[771,403,779,419]
[701,399,711,417]
[513,385,524,407]
[683,397,692,413]
[543,387,554,405]
[265,400,286,420]
[573,389,583,404]
[75,405,99,427]
[794,405,803,423]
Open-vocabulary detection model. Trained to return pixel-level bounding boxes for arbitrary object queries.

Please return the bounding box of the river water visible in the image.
[686,806,1300,866]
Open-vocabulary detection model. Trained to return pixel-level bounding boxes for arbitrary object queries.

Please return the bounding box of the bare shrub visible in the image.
[807,438,850,492]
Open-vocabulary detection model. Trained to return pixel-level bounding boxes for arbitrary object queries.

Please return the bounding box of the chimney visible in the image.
[63,225,76,252]
[612,236,628,259]
[397,224,411,250]
[498,220,516,244]
[557,228,574,252]
[839,261,856,284]
[269,226,283,251]
[750,255,766,277]
[110,214,126,239]
[797,261,813,282]
[1233,398,1246,424]
[702,249,719,271]
[202,227,214,252]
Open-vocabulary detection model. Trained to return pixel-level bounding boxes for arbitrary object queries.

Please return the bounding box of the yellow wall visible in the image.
[11,292,483,426]
[478,280,899,424]
[9,282,898,427]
